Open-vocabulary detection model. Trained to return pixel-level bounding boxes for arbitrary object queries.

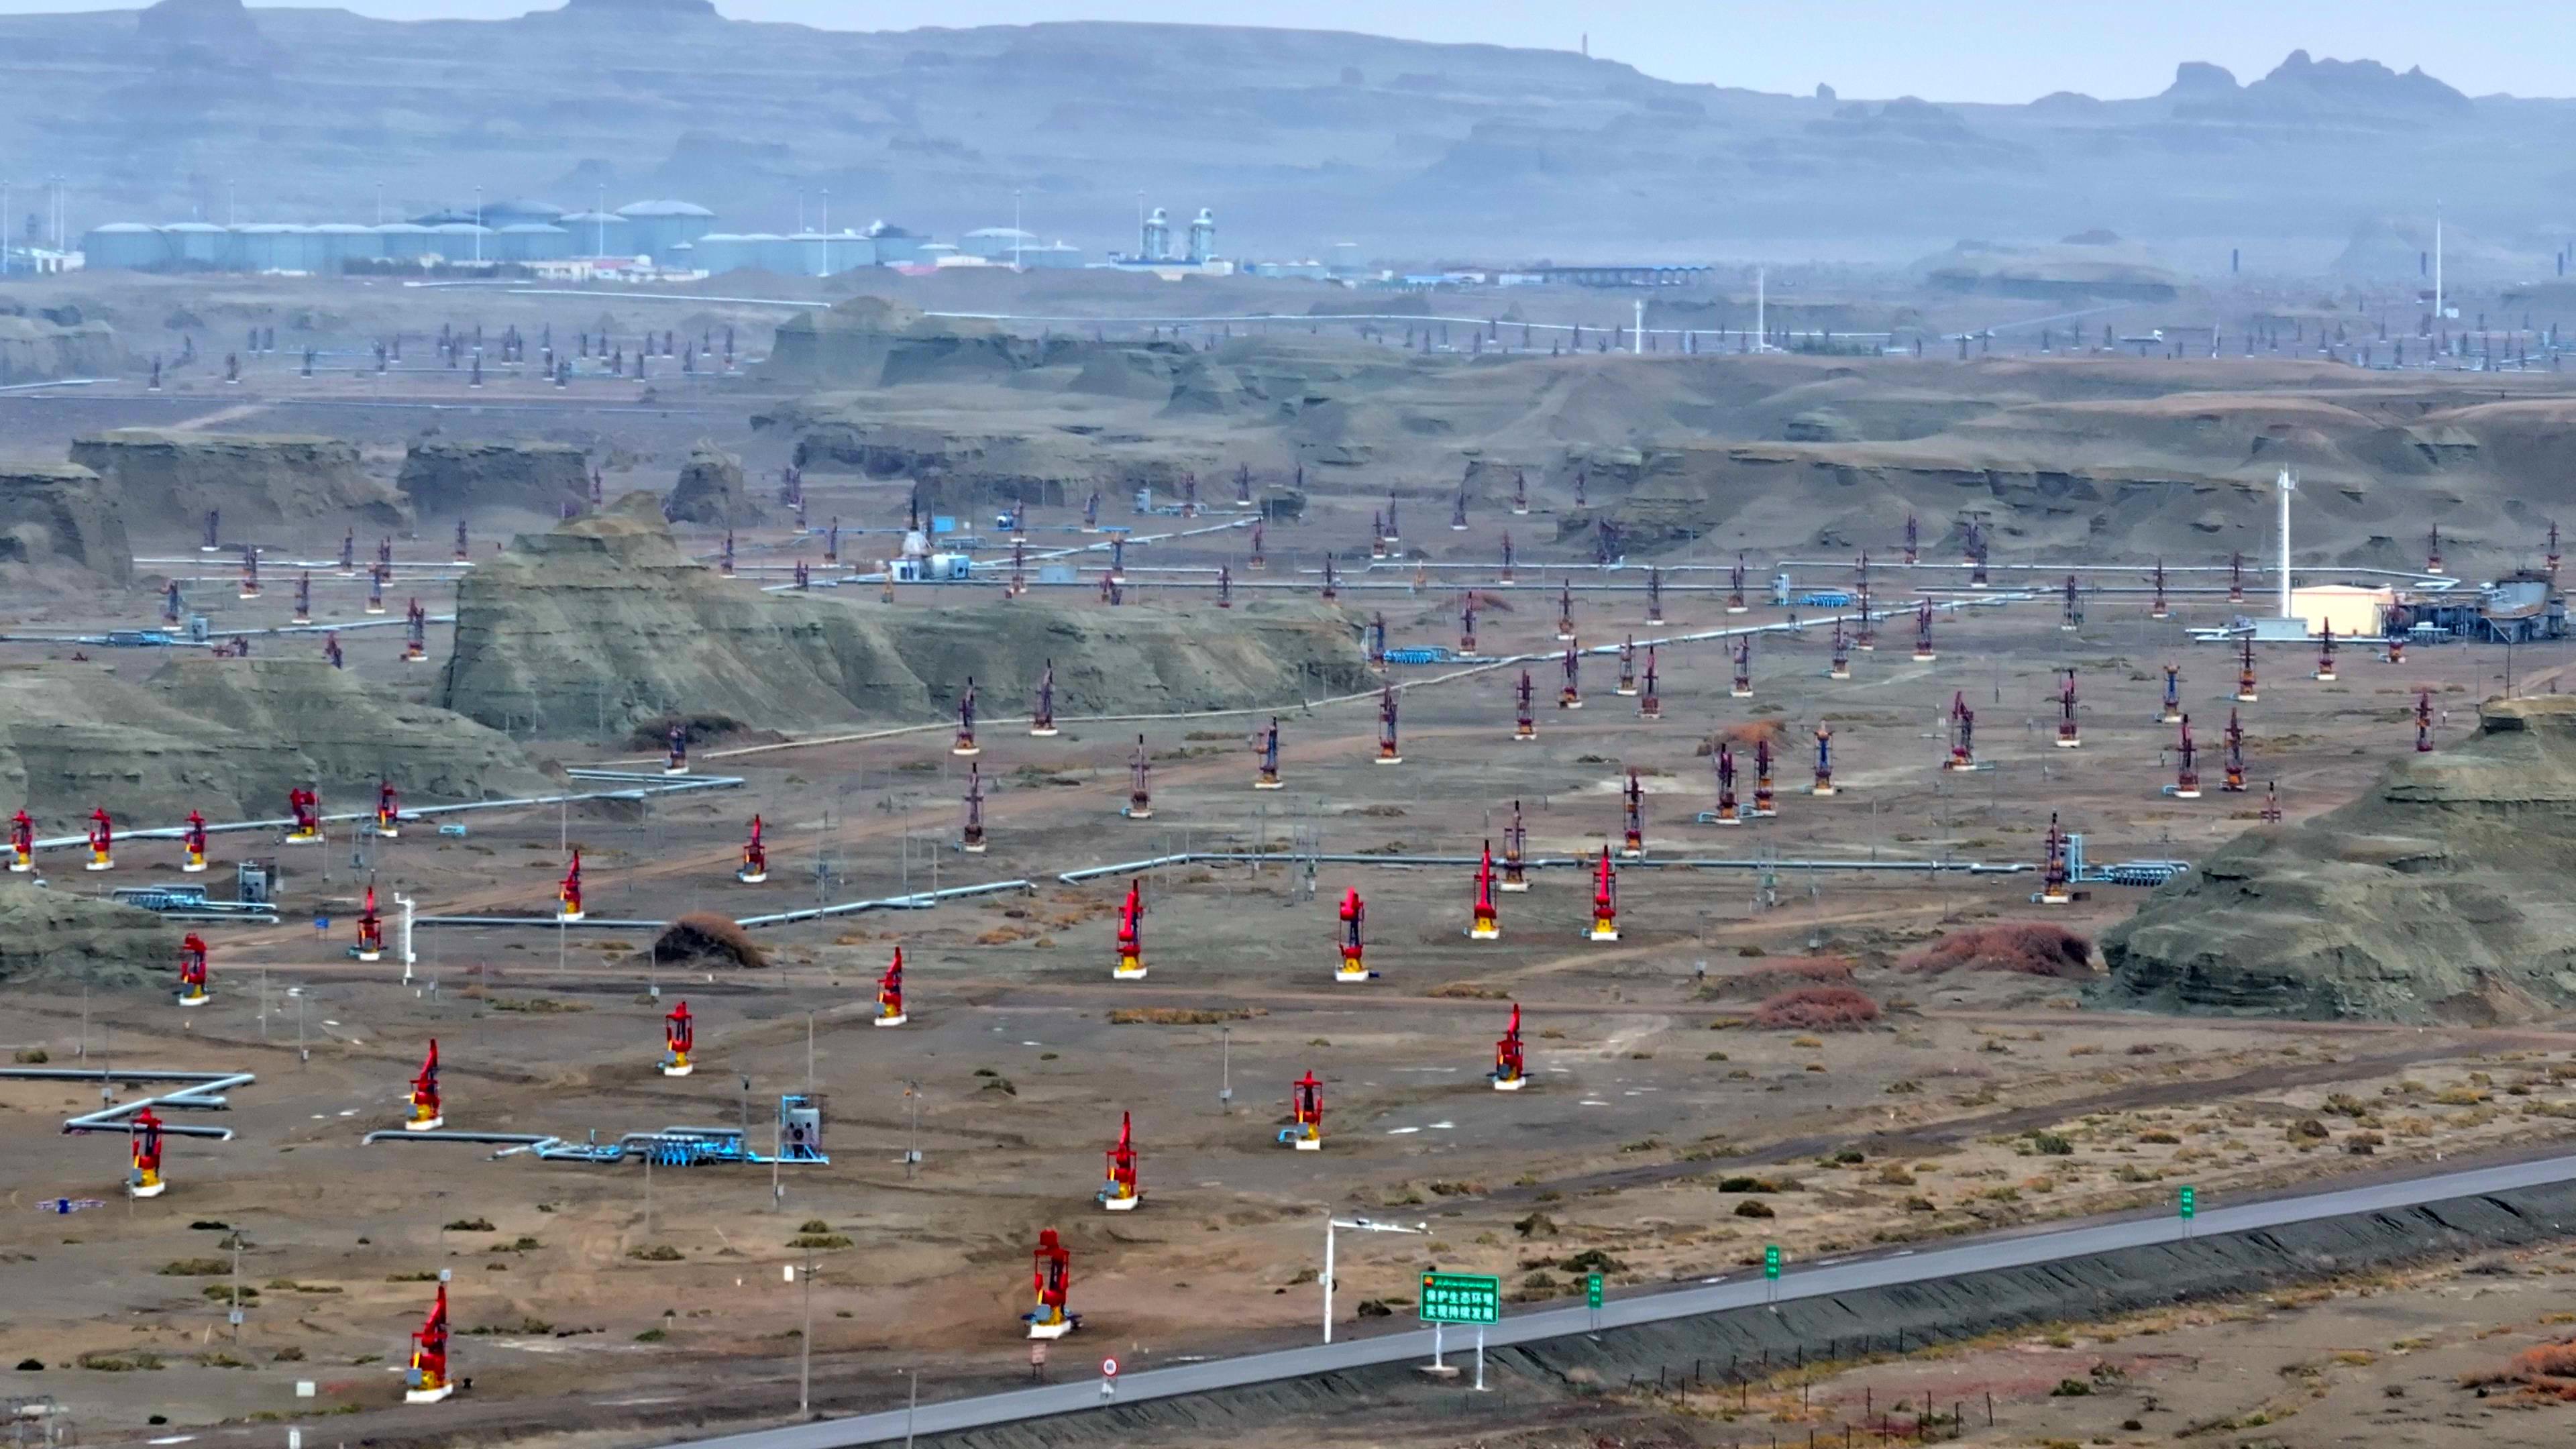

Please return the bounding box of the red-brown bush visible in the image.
[1708,956,1855,998]
[1749,986,1880,1031]
[1902,924,2094,979]
[649,912,768,970]
[2462,1339,2576,1401]
[1695,719,1791,754]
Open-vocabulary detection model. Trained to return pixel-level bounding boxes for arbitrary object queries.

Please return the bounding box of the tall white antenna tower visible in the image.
[2275,467,2296,620]
[2433,202,2444,324]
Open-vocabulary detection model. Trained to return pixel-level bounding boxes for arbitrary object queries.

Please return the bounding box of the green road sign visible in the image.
[2178,1185,2197,1220]
[1585,1273,1604,1309]
[1418,1271,1500,1326]
[1763,1244,1782,1280]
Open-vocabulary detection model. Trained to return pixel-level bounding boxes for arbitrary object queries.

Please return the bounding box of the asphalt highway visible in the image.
[676,1150,2576,1447]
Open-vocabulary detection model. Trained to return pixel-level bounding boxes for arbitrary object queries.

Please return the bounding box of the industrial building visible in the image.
[1103,205,1226,274]
[75,197,722,273]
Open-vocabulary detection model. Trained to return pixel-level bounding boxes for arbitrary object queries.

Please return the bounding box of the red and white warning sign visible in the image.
[1101,1356,1120,1379]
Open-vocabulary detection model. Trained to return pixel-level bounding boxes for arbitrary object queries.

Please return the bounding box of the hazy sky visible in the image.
[1,0,2556,105]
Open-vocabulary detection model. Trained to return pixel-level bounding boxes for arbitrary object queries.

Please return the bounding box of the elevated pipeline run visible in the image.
[19,768,745,856]
[411,877,1035,934]
[1054,852,2030,885]
[361,1124,829,1167]
[0,1067,258,1140]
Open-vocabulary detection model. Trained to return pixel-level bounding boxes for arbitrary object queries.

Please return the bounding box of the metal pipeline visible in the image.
[406,876,1037,934]
[1060,853,2027,883]
[0,1067,258,1140]
[21,769,745,853]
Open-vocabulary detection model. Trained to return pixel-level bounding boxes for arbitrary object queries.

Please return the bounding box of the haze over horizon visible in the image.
[0,0,2556,105]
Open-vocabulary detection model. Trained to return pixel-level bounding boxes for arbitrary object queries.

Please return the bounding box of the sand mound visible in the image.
[70,430,403,535]
[1904,924,2094,977]
[0,657,553,825]
[437,510,1373,740]
[2097,696,2576,1023]
[648,912,766,969]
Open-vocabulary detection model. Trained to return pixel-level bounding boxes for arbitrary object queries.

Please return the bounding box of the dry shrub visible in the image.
[1902,923,2094,979]
[649,912,767,969]
[1719,955,1856,996]
[1428,981,1513,1000]
[1694,718,1791,755]
[1107,1007,1266,1026]
[2463,1339,2576,1399]
[1750,986,1880,1032]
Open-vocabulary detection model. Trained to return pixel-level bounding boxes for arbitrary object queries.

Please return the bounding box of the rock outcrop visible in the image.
[0,881,174,990]
[438,507,1373,739]
[69,430,402,533]
[2097,696,2576,1024]
[0,658,554,824]
[664,440,764,525]
[0,308,126,384]
[396,439,588,519]
[0,461,131,580]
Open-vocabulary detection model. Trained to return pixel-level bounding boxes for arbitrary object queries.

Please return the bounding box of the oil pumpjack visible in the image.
[1255,716,1283,788]
[128,1106,165,1198]
[1097,1112,1140,1212]
[661,1000,695,1076]
[1336,888,1375,983]
[1500,801,1530,892]
[405,1285,452,1403]
[875,949,906,1026]
[1279,1071,1324,1150]
[176,933,211,1006]
[1114,880,1147,979]
[181,809,209,871]
[1030,661,1059,737]
[1587,847,1620,941]
[1490,1003,1527,1091]
[11,809,32,871]
[286,787,323,845]
[1812,724,1837,797]
[356,886,384,961]
[557,851,584,922]
[407,1039,443,1131]
[375,782,402,839]
[1468,841,1501,940]
[87,806,114,871]
[1026,1229,1079,1338]
[738,816,769,883]
[664,726,689,775]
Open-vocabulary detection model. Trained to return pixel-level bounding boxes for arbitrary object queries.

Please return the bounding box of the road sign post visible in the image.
[1419,1272,1501,1326]
[2178,1183,2196,1239]
[1587,1271,1603,1330]
[1099,1355,1118,1399]
[1764,1243,1782,1303]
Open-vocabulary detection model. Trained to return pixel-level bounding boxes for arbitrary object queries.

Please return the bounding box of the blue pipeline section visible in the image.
[362,1093,828,1166]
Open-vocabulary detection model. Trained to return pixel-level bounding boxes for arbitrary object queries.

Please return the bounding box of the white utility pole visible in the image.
[394,892,419,980]
[1755,266,1767,351]
[473,186,483,264]
[1631,297,1644,355]
[2433,201,2444,324]
[1321,1215,1426,1344]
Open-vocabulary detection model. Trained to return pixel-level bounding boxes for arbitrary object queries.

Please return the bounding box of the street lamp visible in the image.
[1322,1214,1426,1344]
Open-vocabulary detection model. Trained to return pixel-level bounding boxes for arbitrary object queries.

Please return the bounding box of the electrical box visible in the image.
[235,859,273,905]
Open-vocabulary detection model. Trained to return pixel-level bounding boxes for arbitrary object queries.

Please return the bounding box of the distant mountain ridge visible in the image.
[3,1,2563,270]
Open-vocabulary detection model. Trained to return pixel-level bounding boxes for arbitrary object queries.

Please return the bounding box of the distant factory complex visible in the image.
[67,196,1340,282]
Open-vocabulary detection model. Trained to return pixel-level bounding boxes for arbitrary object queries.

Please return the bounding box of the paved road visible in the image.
[678,1150,2576,1448]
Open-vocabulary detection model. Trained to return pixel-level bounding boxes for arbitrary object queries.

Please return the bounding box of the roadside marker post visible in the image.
[2179,1183,2196,1240]
[1099,1354,1118,1399]
[1586,1271,1603,1331]
[1764,1244,1782,1304]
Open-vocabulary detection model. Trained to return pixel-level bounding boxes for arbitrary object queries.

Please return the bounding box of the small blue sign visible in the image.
[931,515,957,535]
[313,916,331,932]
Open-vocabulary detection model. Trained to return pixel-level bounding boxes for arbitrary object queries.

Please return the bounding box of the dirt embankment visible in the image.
[0,460,131,580]
[0,305,126,384]
[70,429,404,535]
[0,879,172,989]
[435,506,1373,741]
[0,656,553,825]
[2098,695,2576,1023]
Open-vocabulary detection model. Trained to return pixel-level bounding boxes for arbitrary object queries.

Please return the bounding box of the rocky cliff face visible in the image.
[2096,696,2576,1024]
[664,441,764,525]
[69,430,402,535]
[0,657,553,825]
[0,461,131,581]
[437,508,1373,739]
[396,439,589,520]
